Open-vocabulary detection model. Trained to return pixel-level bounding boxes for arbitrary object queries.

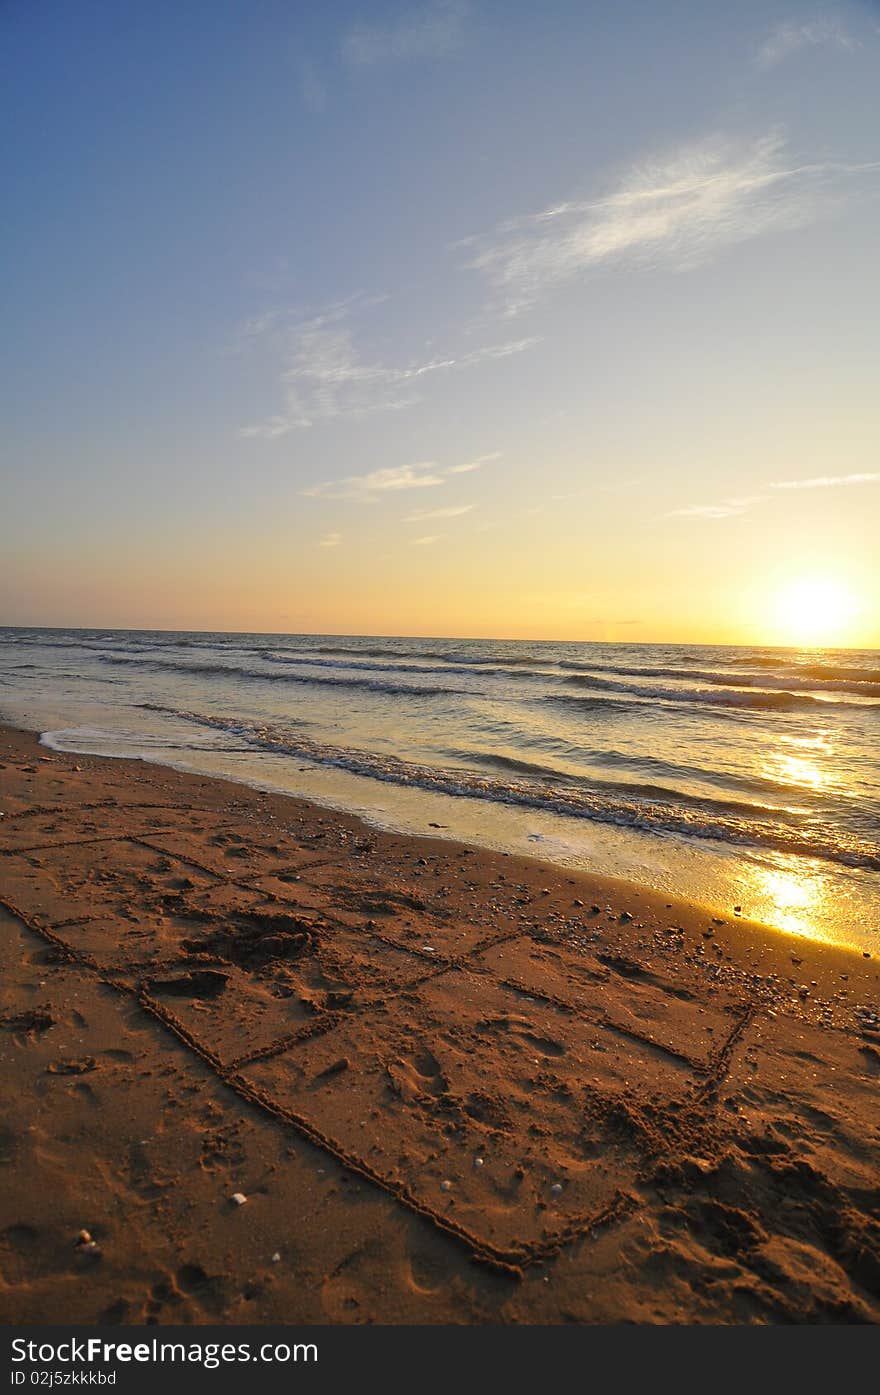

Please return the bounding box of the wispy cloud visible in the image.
[665,495,765,520]
[768,472,880,490]
[237,308,283,342]
[446,451,501,474]
[318,531,342,548]
[239,302,536,437]
[342,1,469,67]
[231,291,384,358]
[409,534,441,546]
[756,17,859,69]
[666,470,879,521]
[403,503,475,523]
[303,462,446,501]
[302,452,499,504]
[463,133,880,313]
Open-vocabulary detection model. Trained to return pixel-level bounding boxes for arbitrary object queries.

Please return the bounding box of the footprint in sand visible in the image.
[2,1222,39,1247]
[137,1265,227,1322]
[46,1056,98,1075]
[403,1234,453,1296]
[98,1298,131,1325]
[0,1005,55,1037]
[479,1014,566,1058]
[0,1223,53,1287]
[145,970,229,1001]
[386,1046,448,1102]
[175,1262,228,1315]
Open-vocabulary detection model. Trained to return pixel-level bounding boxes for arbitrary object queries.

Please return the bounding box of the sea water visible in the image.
[1,627,877,951]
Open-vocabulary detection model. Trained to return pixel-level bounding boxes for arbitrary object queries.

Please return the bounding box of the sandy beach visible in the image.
[0,722,877,1325]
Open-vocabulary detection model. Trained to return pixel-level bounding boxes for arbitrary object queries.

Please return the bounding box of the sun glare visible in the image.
[773,577,856,647]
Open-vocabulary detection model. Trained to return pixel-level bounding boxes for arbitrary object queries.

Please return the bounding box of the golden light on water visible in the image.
[749,863,828,940]
[773,577,857,647]
[768,735,832,793]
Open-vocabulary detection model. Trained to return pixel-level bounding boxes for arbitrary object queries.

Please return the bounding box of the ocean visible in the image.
[1,627,877,952]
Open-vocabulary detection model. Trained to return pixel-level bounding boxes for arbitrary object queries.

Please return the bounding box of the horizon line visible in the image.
[0,622,875,653]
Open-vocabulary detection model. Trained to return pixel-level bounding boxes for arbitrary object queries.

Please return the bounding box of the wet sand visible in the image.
[0,723,878,1324]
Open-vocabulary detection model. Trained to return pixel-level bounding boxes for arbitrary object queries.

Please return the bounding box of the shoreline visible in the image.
[19,713,880,957]
[5,623,878,955]
[11,717,876,980]
[1,722,878,1323]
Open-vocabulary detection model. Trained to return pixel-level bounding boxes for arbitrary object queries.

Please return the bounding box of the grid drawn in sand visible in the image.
[0,814,754,1274]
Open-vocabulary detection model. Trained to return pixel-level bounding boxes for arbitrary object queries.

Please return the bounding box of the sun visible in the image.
[773,577,856,647]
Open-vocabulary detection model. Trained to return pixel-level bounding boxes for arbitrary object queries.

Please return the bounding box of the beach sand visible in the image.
[0,723,877,1325]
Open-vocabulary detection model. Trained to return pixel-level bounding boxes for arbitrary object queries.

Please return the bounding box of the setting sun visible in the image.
[773,577,858,647]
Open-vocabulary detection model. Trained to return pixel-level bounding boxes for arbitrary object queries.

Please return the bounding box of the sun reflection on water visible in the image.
[771,753,827,792]
[746,861,837,943]
[764,731,836,798]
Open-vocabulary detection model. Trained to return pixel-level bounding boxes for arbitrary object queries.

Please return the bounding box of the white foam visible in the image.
[40,727,137,756]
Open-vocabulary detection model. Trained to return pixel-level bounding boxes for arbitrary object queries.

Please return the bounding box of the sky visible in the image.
[2,0,879,645]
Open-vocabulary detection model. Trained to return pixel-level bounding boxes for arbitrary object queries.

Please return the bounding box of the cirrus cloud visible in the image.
[301,450,500,505]
[756,17,860,69]
[666,471,879,521]
[403,503,475,523]
[303,462,446,501]
[239,308,536,439]
[768,472,880,490]
[462,133,880,314]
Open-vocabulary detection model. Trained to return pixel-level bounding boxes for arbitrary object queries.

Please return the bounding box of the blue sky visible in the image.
[2,0,879,641]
